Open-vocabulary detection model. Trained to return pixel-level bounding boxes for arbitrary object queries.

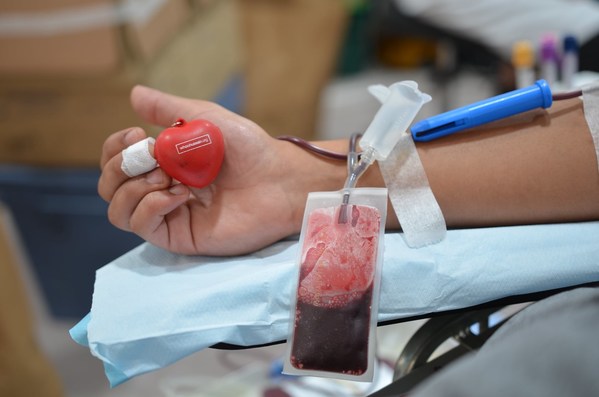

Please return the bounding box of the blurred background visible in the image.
[1,0,598,396]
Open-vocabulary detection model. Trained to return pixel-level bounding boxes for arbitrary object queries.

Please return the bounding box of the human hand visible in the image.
[98,85,347,256]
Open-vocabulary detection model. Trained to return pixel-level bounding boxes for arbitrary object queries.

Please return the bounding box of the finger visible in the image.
[120,137,157,178]
[128,183,191,242]
[98,152,128,202]
[130,85,217,128]
[100,127,146,170]
[106,167,177,231]
[98,129,153,202]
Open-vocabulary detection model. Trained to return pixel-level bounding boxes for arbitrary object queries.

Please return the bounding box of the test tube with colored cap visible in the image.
[562,35,579,90]
[540,34,559,87]
[411,80,553,142]
[512,40,535,89]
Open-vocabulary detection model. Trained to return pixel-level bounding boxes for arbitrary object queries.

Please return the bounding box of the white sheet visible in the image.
[70,221,599,386]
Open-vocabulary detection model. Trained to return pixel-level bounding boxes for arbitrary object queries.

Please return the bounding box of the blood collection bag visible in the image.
[283,188,387,382]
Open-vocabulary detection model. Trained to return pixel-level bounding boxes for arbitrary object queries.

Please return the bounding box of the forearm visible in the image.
[417,98,599,229]
[287,97,599,232]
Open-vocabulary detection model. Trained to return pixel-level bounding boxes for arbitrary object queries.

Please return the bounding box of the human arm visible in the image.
[98,86,599,256]
[415,98,599,228]
[98,85,348,256]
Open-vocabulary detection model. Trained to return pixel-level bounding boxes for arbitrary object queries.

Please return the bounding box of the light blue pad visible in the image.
[70,222,599,386]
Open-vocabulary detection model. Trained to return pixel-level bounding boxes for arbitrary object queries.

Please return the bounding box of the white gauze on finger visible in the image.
[121,137,158,177]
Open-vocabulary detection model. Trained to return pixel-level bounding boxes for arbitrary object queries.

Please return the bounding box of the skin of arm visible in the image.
[307,98,599,230]
[362,97,599,230]
[99,86,599,256]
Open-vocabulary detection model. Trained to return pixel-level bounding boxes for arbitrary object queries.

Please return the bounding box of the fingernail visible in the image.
[146,168,163,184]
[169,183,187,195]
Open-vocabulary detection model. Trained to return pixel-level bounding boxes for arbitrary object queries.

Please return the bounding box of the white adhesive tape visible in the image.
[380,132,446,248]
[582,82,599,173]
[121,137,158,177]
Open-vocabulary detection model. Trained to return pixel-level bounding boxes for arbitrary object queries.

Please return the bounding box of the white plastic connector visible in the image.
[360,81,431,161]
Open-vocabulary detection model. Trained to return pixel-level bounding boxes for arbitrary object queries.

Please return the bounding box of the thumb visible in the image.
[130,85,202,128]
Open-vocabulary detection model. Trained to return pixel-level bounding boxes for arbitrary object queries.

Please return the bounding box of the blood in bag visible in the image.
[290,204,381,375]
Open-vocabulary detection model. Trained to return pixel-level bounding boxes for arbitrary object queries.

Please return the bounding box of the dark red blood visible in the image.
[290,204,381,375]
[291,286,373,374]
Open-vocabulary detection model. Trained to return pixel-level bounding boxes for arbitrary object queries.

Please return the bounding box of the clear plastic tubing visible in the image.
[341,81,431,203]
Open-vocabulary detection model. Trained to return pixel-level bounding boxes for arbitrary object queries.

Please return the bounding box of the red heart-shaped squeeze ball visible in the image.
[154,118,225,188]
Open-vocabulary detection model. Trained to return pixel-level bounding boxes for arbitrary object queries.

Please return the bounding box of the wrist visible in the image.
[275,138,347,232]
[274,137,401,233]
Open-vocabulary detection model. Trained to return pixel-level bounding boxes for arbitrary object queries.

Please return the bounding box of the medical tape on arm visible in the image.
[582,82,599,173]
[379,132,446,248]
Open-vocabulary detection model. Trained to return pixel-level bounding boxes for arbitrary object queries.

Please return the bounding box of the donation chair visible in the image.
[369,282,599,396]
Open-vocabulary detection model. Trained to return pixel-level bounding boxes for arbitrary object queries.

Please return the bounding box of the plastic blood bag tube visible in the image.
[335,81,430,224]
[285,81,428,381]
[337,81,431,219]
[290,203,381,376]
[284,188,388,381]
[359,81,431,162]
